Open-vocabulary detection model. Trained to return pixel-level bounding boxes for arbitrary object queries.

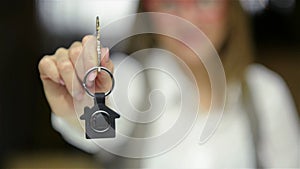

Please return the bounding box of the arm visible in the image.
[39,38,147,163]
[38,35,115,153]
[246,64,300,168]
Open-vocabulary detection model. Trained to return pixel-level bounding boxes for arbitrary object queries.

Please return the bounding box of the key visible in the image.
[80,17,119,139]
[80,93,120,139]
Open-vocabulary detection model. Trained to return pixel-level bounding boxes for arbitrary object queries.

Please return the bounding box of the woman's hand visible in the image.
[38,35,114,118]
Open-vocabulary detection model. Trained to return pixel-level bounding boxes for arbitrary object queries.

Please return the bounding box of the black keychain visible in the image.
[80,17,120,139]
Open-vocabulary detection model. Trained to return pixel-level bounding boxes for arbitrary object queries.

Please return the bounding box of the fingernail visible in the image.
[105,53,109,63]
[59,79,65,86]
[87,80,95,88]
[103,48,109,63]
[88,72,97,81]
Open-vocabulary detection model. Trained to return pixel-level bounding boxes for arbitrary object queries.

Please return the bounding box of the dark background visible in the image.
[0,0,299,168]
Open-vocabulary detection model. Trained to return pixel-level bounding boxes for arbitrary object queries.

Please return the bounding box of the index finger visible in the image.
[75,35,98,81]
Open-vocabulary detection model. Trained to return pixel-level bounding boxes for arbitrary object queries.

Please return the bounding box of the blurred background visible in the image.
[0,0,299,168]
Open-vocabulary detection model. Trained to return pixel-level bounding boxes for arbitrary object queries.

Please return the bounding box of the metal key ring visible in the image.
[83,66,115,97]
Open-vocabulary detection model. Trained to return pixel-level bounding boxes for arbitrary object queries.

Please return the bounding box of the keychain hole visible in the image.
[83,66,115,98]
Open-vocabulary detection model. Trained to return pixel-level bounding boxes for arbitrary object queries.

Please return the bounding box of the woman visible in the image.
[38,0,299,168]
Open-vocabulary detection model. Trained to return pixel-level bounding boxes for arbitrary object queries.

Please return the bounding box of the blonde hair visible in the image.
[222,1,255,81]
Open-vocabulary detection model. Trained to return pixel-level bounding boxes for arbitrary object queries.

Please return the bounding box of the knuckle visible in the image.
[71,41,81,46]
[38,56,51,71]
[70,41,81,49]
[82,35,94,46]
[55,47,67,55]
[57,60,73,72]
[69,46,82,59]
[82,35,93,44]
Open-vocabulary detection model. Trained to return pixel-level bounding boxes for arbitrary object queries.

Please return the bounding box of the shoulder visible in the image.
[244,63,293,104]
[245,63,287,92]
[244,63,298,117]
[244,65,299,167]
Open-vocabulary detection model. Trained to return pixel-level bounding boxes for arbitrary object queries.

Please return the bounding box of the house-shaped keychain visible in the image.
[80,93,120,139]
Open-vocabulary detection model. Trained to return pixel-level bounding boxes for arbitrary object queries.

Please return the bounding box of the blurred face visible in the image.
[143,0,229,64]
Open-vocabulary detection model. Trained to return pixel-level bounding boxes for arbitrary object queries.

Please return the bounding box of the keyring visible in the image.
[82,66,115,97]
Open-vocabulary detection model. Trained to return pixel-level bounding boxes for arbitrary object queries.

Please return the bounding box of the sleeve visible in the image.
[51,113,100,153]
[246,64,300,168]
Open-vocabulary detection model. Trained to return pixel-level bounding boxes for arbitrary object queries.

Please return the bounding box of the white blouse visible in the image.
[52,52,299,168]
